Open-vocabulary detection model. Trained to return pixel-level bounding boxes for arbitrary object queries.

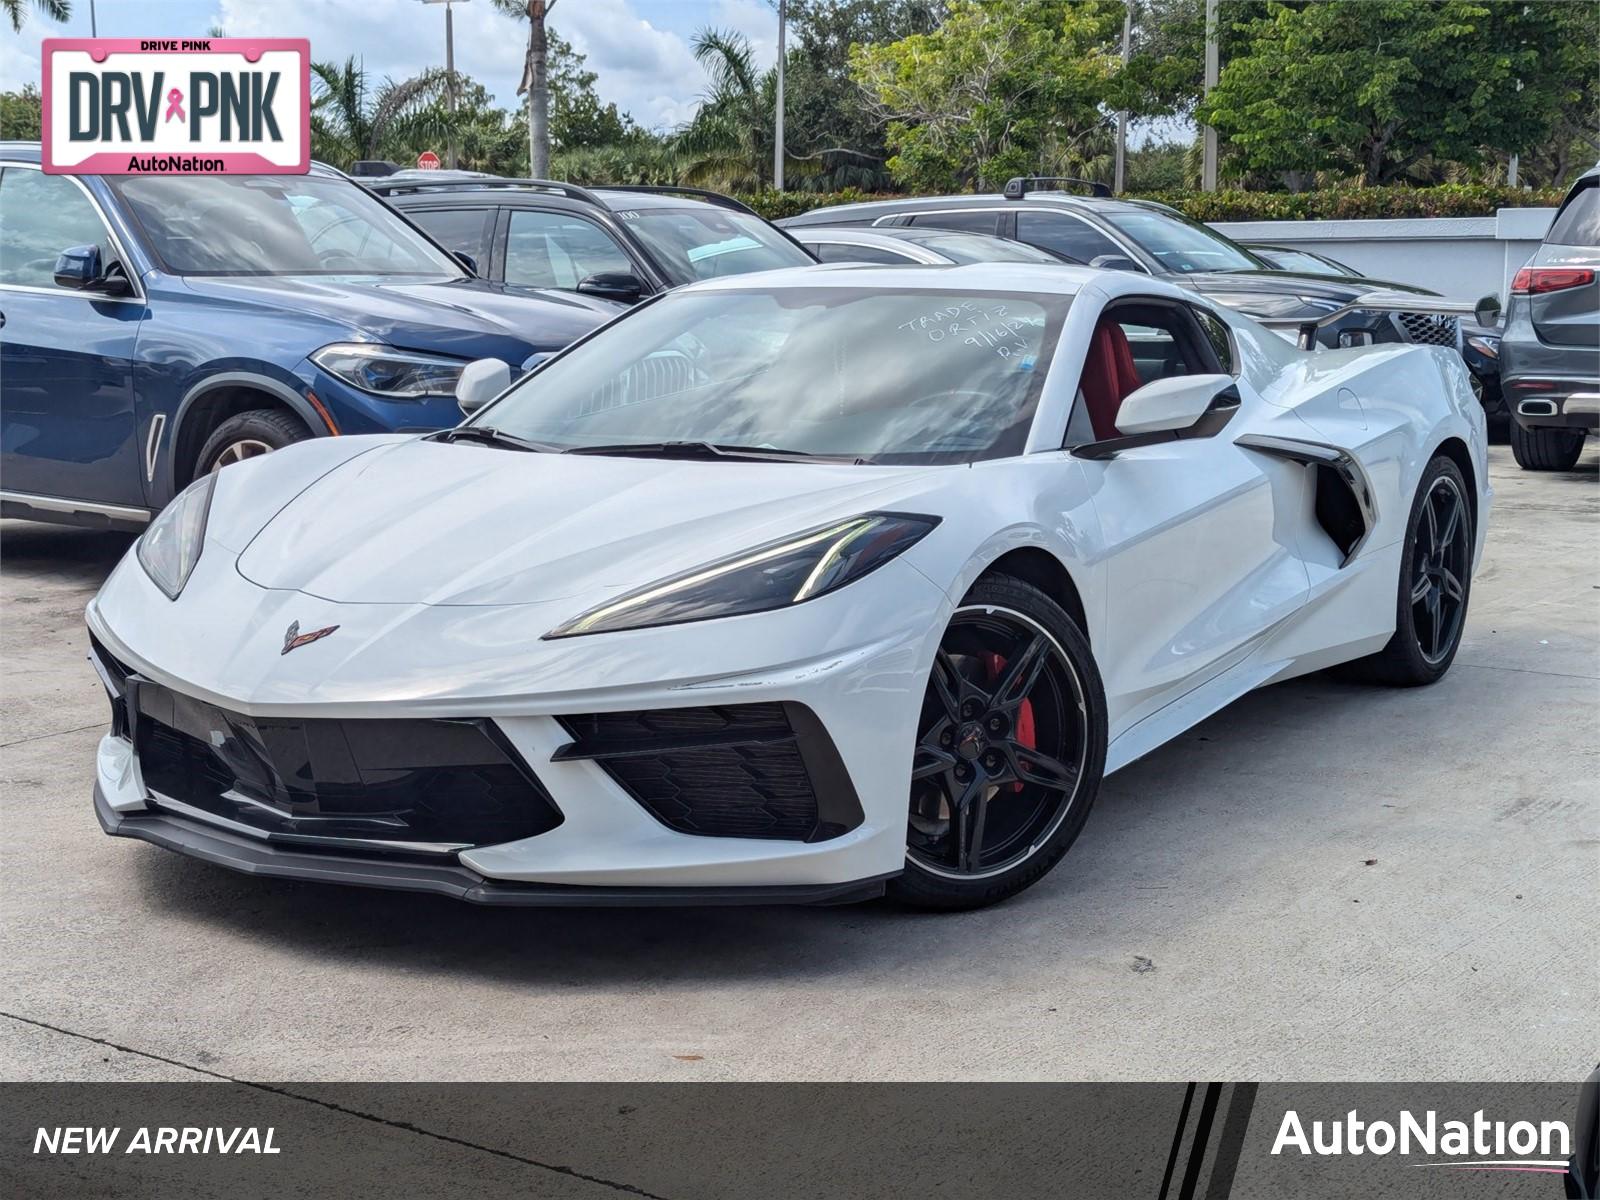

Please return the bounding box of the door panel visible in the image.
[1069,299,1307,733]
[1083,437,1310,733]
[0,167,146,506]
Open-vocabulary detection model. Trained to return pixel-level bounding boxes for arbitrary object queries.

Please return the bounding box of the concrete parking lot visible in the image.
[1,444,1595,1084]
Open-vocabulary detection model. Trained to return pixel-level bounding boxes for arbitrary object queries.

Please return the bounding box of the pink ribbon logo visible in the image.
[164,88,185,123]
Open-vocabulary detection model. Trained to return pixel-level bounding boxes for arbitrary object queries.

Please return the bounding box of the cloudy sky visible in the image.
[3,0,786,131]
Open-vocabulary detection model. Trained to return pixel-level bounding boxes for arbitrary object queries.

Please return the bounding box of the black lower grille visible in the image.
[129,681,561,853]
[1397,311,1460,346]
[555,703,862,842]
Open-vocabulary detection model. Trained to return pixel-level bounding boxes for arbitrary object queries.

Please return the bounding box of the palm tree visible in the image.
[5,0,69,33]
[678,28,800,192]
[310,57,459,169]
[492,0,558,177]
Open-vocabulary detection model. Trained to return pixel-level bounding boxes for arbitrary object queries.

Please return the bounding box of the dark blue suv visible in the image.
[0,144,617,530]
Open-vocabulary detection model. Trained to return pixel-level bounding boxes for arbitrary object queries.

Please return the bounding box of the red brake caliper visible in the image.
[982,652,1035,793]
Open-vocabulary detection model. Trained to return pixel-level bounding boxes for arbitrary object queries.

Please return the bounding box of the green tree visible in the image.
[548,31,633,150]
[850,0,1122,191]
[0,85,42,140]
[1106,0,1275,120]
[4,0,68,33]
[550,134,686,186]
[1198,0,1595,185]
[309,58,459,169]
[782,0,945,190]
[677,28,801,191]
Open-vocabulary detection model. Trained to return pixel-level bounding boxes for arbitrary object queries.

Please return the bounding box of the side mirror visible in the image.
[576,271,643,304]
[1074,374,1240,460]
[53,243,129,294]
[1473,293,1501,327]
[1116,373,1237,435]
[1089,253,1141,273]
[54,244,102,289]
[456,357,512,417]
[454,251,480,276]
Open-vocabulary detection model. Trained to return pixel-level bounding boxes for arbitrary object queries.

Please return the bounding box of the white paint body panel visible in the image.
[88,264,1491,889]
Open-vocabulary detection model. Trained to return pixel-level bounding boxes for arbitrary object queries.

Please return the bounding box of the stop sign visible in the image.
[416,151,441,170]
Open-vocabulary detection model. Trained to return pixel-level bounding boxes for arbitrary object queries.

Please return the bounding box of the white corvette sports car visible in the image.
[87,264,1489,910]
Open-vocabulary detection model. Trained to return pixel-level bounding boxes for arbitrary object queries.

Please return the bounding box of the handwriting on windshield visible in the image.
[898,301,1043,359]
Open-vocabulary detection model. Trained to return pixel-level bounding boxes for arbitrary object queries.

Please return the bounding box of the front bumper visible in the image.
[87,545,949,899]
[94,783,891,906]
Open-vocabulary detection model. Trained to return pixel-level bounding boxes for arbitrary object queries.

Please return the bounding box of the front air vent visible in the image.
[131,681,563,854]
[555,703,862,842]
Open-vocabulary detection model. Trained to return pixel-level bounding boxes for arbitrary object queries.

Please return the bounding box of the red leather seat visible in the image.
[1079,320,1142,440]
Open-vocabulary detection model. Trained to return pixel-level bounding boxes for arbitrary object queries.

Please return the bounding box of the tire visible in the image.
[1340,455,1473,687]
[196,408,311,475]
[1509,420,1585,471]
[888,575,1108,911]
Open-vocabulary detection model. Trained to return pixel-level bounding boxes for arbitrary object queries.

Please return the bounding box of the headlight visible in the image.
[1466,335,1500,358]
[311,342,468,399]
[545,512,940,639]
[137,473,215,600]
[1207,292,1343,319]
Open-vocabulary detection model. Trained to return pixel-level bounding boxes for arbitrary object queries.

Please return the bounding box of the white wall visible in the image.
[1209,207,1555,304]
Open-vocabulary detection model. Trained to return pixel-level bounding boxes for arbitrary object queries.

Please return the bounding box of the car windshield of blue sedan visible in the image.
[108,175,464,278]
[480,288,1069,463]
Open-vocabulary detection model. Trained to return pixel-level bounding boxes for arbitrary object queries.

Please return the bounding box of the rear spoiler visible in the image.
[1257,290,1502,350]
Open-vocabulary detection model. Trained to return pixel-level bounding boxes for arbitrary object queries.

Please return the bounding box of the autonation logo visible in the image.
[1272,1107,1573,1176]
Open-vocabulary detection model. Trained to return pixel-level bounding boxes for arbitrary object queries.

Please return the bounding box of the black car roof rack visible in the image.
[596,185,760,217]
[360,175,759,216]
[1003,175,1113,200]
[362,175,611,204]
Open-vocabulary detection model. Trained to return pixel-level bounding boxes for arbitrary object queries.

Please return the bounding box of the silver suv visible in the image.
[1500,163,1600,470]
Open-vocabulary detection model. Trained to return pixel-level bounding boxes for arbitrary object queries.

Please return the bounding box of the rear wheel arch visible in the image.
[1431,436,1478,561]
[170,374,325,492]
[971,548,1091,643]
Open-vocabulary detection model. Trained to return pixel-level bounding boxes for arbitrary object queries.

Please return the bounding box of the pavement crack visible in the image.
[1,722,105,749]
[1456,662,1600,682]
[0,1011,674,1199]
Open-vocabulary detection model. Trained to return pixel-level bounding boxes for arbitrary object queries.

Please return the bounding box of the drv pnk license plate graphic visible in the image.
[42,38,310,175]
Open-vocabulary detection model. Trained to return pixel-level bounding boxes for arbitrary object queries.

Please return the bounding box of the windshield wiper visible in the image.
[562,440,844,463]
[431,426,558,452]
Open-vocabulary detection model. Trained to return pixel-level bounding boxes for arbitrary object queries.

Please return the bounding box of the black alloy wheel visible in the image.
[1410,472,1472,665]
[891,576,1107,910]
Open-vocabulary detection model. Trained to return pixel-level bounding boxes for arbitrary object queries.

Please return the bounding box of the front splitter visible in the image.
[95,785,894,908]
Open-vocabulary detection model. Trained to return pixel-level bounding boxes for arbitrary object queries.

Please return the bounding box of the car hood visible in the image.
[178,275,618,360]
[234,438,943,607]
[1181,269,1438,301]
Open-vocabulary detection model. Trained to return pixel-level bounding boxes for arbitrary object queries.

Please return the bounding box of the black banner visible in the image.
[3,1081,1594,1198]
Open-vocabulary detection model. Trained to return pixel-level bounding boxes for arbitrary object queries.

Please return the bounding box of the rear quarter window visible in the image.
[1546,180,1599,248]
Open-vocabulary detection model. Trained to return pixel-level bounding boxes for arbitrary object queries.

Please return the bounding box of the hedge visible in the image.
[737,182,1564,223]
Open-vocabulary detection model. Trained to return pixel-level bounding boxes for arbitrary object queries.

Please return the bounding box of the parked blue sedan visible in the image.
[0,143,618,530]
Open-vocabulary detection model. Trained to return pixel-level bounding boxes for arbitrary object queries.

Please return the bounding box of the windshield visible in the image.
[1257,247,1349,276]
[902,231,1067,264]
[476,287,1068,463]
[108,174,465,277]
[1105,209,1266,274]
[619,207,814,284]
